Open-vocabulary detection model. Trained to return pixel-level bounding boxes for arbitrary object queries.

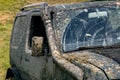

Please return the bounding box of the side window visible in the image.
[11,16,27,47]
[28,16,49,53]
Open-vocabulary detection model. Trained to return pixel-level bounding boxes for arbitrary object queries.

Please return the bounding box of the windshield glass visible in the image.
[52,5,120,52]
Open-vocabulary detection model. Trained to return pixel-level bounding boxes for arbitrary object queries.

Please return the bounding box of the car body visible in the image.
[6,1,120,80]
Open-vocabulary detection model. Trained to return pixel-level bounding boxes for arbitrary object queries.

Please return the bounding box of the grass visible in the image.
[0,24,12,80]
[0,0,88,80]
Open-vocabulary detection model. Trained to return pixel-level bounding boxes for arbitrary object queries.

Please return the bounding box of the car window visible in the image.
[62,7,120,52]
[52,6,120,52]
[11,16,27,47]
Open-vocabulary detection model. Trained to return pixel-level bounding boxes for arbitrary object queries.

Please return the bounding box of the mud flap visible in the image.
[5,68,22,80]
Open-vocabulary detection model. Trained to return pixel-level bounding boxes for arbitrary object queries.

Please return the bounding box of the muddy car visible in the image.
[6,1,120,80]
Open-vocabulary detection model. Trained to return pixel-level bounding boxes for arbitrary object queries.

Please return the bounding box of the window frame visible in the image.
[25,11,42,54]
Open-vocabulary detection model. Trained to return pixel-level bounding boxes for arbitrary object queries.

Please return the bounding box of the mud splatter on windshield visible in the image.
[52,3,120,52]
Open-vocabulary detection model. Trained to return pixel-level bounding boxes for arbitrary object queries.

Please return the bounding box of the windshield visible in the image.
[52,5,120,52]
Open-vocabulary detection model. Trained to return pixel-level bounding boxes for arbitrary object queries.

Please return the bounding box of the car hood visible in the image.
[62,51,120,80]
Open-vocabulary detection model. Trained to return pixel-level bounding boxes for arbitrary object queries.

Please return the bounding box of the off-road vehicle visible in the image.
[6,1,120,80]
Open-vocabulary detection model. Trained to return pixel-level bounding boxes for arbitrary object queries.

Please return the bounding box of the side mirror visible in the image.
[31,36,44,56]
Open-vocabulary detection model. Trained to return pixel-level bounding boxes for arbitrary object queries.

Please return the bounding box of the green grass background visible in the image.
[0,0,87,79]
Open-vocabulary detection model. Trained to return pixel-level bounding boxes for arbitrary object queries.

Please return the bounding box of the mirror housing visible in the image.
[31,36,44,56]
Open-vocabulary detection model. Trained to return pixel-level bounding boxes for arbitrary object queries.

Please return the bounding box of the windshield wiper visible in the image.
[111,42,120,47]
[77,46,105,50]
[64,43,120,53]
[77,43,120,51]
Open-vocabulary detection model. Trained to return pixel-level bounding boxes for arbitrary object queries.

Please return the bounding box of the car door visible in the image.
[21,11,54,80]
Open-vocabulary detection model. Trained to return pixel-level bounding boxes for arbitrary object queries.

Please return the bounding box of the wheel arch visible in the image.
[6,67,22,80]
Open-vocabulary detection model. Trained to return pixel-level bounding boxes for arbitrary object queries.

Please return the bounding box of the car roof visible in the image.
[16,1,118,16]
[50,1,117,12]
